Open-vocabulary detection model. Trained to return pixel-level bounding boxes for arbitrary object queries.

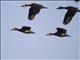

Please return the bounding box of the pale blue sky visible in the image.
[1,1,79,60]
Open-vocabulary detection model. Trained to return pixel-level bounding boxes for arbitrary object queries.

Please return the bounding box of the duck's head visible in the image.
[21,4,31,7]
[46,33,55,36]
[57,6,65,9]
[40,6,48,9]
[11,28,18,31]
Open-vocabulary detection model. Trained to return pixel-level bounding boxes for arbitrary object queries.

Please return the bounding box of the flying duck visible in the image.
[11,26,35,34]
[21,3,48,20]
[46,27,70,37]
[57,6,80,25]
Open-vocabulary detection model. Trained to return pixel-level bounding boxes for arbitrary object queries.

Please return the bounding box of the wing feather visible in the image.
[63,11,76,25]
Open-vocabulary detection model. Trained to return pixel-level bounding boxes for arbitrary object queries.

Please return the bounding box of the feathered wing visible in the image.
[28,7,41,20]
[57,28,66,33]
[63,11,75,25]
[22,26,31,30]
[28,7,39,20]
[28,11,36,20]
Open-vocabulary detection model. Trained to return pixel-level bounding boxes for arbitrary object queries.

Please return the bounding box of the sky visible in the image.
[1,1,80,60]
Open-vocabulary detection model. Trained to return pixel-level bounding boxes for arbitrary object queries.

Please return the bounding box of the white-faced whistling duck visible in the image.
[57,6,80,25]
[21,3,48,20]
[11,26,35,34]
[46,27,70,37]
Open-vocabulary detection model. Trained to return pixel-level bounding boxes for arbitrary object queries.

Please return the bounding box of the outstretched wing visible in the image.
[56,27,67,34]
[28,13,36,20]
[22,26,31,30]
[63,11,76,25]
[28,7,40,20]
[28,7,37,20]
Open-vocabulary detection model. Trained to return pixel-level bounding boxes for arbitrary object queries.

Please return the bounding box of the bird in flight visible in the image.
[46,27,70,37]
[57,6,80,25]
[21,3,48,20]
[11,26,35,34]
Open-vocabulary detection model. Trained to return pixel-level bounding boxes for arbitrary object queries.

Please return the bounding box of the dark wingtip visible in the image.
[63,20,70,25]
[63,22,68,25]
[28,14,36,20]
[28,18,34,20]
[63,16,72,25]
